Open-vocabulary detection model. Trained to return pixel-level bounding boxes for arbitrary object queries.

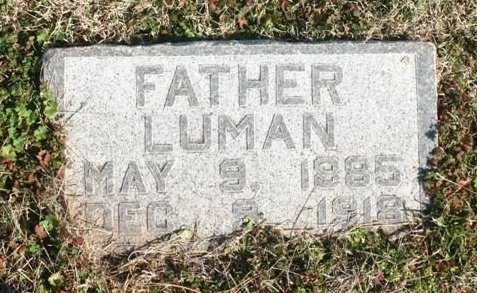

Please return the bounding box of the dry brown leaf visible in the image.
[37,149,51,168]
[58,166,66,179]
[35,224,48,239]
[178,0,187,9]
[0,255,5,271]
[219,13,229,23]
[459,179,471,187]
[238,16,247,29]
[343,23,351,33]
[69,236,84,246]
[450,196,464,212]
[4,159,14,171]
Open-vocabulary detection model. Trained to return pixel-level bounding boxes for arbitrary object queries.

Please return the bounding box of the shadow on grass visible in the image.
[44,29,418,50]
[0,283,16,293]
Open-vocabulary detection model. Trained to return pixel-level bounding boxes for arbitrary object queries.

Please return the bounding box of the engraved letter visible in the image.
[363,197,371,222]
[375,155,401,186]
[146,160,174,192]
[120,162,146,194]
[314,157,339,188]
[232,199,258,227]
[136,65,163,107]
[276,64,305,105]
[144,116,173,153]
[345,156,371,188]
[118,202,142,235]
[180,115,211,151]
[84,161,113,195]
[301,159,309,191]
[199,65,230,106]
[332,196,358,225]
[239,65,269,107]
[303,113,335,150]
[220,159,246,192]
[148,201,173,232]
[312,65,343,105]
[377,195,404,223]
[263,114,295,149]
[85,203,112,230]
[165,65,199,107]
[317,198,327,225]
[218,114,254,150]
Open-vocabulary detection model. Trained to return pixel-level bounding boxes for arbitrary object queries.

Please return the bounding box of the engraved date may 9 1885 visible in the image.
[82,155,401,195]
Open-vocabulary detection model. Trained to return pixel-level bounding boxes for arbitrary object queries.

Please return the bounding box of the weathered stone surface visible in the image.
[42,41,437,249]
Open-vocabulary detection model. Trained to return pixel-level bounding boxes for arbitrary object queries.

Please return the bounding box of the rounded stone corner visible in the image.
[421,41,437,56]
[42,48,62,65]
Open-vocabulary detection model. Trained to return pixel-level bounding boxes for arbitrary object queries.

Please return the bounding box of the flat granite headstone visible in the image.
[42,41,437,250]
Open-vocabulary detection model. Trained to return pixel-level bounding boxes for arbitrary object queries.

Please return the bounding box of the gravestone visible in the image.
[42,41,437,250]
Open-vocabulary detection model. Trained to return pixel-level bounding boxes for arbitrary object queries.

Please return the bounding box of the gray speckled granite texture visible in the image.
[42,41,437,250]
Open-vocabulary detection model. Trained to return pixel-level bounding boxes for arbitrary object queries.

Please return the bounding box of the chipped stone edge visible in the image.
[41,40,438,212]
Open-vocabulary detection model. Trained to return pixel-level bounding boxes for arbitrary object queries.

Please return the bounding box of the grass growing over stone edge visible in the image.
[1,0,476,292]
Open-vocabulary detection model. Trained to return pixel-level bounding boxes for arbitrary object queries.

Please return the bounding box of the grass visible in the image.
[1,0,477,292]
